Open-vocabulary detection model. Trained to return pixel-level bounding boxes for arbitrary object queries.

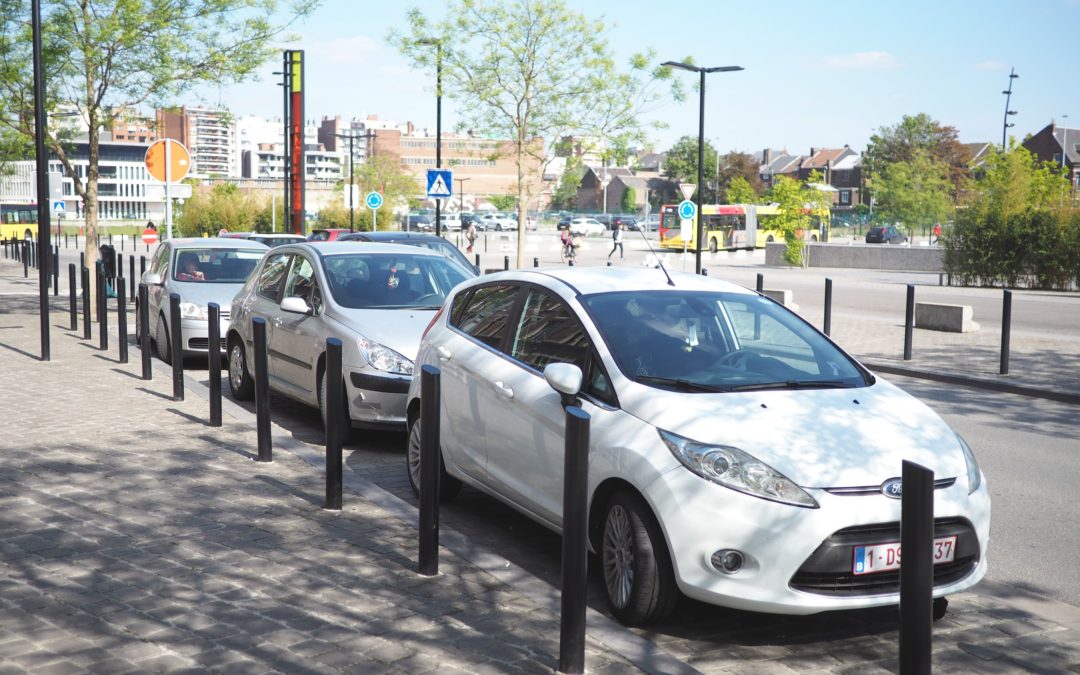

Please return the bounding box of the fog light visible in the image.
[711,549,744,574]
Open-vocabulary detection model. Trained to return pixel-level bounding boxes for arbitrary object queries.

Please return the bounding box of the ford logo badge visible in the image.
[881,478,903,499]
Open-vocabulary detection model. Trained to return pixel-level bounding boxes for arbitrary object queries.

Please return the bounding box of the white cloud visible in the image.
[972,60,1008,72]
[305,35,379,66]
[819,51,900,71]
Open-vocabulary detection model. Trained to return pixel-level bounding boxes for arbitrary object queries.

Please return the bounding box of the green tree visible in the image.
[353,155,423,231]
[489,195,517,212]
[717,151,764,199]
[764,171,832,266]
[551,156,585,210]
[663,136,718,199]
[174,183,266,237]
[873,151,953,236]
[724,176,756,204]
[864,113,968,195]
[391,0,679,267]
[0,0,315,311]
[620,186,636,213]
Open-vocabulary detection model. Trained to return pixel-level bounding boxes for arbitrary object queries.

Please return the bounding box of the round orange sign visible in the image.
[144,139,191,183]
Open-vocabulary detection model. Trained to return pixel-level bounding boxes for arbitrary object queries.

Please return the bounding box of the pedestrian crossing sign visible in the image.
[426,169,453,198]
[52,200,65,214]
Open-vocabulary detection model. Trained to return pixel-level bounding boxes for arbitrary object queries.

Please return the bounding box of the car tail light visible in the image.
[422,305,445,339]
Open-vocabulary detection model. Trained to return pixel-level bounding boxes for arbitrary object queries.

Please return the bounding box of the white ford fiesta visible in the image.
[405,266,990,624]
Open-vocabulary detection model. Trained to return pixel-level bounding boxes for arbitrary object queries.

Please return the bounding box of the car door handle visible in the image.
[436,345,451,362]
[492,381,514,399]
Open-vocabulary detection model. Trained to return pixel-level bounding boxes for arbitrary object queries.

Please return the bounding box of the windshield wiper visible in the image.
[634,375,727,393]
[726,380,856,392]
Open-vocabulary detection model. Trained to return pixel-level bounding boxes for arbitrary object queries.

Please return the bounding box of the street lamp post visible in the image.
[334,132,359,230]
[662,60,744,274]
[455,177,470,215]
[1002,67,1018,149]
[418,38,444,238]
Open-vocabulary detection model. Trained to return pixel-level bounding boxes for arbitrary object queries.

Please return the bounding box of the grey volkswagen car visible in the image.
[226,242,473,433]
[137,238,268,364]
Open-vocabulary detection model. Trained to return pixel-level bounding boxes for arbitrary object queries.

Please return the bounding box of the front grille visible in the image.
[188,337,227,351]
[825,478,956,496]
[789,518,979,596]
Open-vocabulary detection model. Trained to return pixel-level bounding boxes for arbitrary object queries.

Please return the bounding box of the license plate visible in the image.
[852,536,957,575]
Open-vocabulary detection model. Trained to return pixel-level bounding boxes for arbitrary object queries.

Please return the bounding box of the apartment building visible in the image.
[156,106,234,178]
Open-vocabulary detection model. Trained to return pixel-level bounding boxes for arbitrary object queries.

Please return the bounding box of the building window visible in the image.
[839,190,851,205]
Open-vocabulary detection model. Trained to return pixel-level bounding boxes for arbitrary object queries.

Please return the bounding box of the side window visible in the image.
[149,245,169,276]
[452,284,519,350]
[257,254,291,302]
[511,290,589,373]
[283,256,322,314]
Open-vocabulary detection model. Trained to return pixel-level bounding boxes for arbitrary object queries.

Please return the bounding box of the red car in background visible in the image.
[308,228,352,242]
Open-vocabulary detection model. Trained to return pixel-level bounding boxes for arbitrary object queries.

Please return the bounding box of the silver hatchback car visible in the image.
[226,242,475,432]
[138,238,268,363]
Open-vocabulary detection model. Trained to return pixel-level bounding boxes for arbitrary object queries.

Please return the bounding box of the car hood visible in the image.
[622,377,967,488]
[326,307,435,361]
[170,281,246,309]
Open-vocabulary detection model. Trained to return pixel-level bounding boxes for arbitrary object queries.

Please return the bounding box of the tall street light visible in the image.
[417,38,444,237]
[662,61,744,274]
[1002,67,1018,149]
[334,132,360,230]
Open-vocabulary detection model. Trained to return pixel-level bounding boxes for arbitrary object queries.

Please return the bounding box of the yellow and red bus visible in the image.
[658,203,828,252]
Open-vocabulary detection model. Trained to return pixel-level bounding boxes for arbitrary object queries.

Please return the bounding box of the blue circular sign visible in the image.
[678,199,697,220]
[365,191,383,210]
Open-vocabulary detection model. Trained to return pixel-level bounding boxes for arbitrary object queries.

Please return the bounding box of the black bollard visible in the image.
[169,293,184,400]
[140,255,146,278]
[700,268,707,276]
[139,284,151,380]
[568,258,574,267]
[607,260,612,267]
[474,252,480,269]
[79,251,84,271]
[52,246,58,296]
[503,255,509,271]
[903,284,915,361]
[1000,289,1012,375]
[824,278,833,337]
[325,337,344,510]
[207,303,222,427]
[23,242,28,278]
[81,267,91,339]
[253,317,272,462]
[418,365,442,575]
[129,256,135,300]
[117,281,128,364]
[533,256,539,268]
[98,271,109,351]
[68,264,77,330]
[756,272,764,293]
[899,460,934,675]
[559,406,590,675]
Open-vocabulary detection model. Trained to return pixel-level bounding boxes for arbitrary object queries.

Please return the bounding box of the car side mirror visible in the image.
[143,272,163,286]
[544,362,583,408]
[280,296,311,315]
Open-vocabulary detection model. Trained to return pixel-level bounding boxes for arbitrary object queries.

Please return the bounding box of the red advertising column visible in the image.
[289,50,305,236]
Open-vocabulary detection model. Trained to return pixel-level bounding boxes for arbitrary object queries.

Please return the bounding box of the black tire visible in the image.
[708,238,718,253]
[155,313,171,365]
[406,413,462,500]
[319,368,355,444]
[601,490,678,624]
[227,337,254,401]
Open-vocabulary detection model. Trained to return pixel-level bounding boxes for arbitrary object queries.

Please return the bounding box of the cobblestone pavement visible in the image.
[2,252,1080,673]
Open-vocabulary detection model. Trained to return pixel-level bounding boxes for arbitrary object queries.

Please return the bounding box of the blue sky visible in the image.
[194,0,1080,157]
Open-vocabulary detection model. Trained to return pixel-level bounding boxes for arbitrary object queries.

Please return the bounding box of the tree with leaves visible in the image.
[864,113,969,196]
[873,151,953,236]
[352,154,422,231]
[765,171,832,266]
[391,0,680,268]
[663,135,718,200]
[724,175,756,204]
[0,0,315,313]
[717,151,764,199]
[551,156,585,211]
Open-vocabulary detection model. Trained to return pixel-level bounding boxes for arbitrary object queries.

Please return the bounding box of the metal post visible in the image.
[169,293,183,400]
[52,246,58,296]
[824,278,833,337]
[700,268,708,276]
[755,273,763,293]
[139,283,151,380]
[325,337,343,510]
[1000,289,1012,375]
[81,267,90,339]
[98,270,108,351]
[68,264,77,330]
[533,257,539,268]
[418,364,442,576]
[253,317,272,462]
[208,303,222,427]
[904,284,915,361]
[694,68,705,275]
[140,255,146,278]
[32,0,50,361]
[899,460,934,675]
[503,255,509,271]
[117,281,128,364]
[559,406,590,674]
[474,253,480,268]
[129,256,135,300]
[23,242,29,278]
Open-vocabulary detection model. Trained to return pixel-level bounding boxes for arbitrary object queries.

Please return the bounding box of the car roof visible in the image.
[468,266,756,297]
[272,241,446,258]
[167,237,269,250]
[339,231,442,243]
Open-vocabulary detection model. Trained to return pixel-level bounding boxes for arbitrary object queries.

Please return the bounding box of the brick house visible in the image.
[1022,122,1080,192]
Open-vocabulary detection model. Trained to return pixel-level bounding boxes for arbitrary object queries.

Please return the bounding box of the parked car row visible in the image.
[138,239,990,629]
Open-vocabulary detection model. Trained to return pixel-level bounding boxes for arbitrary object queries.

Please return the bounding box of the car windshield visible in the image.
[580,290,869,392]
[172,248,264,283]
[323,252,471,309]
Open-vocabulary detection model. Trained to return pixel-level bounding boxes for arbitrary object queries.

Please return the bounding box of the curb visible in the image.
[862,359,1080,405]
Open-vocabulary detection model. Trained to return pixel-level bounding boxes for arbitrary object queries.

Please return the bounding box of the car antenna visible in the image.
[634,223,676,286]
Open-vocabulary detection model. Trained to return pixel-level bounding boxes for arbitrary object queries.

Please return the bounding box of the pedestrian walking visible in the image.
[608,222,625,261]
[465,221,477,253]
[932,223,942,245]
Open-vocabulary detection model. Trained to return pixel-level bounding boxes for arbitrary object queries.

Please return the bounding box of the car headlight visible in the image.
[357,336,414,375]
[956,433,981,494]
[179,302,208,321]
[659,429,818,508]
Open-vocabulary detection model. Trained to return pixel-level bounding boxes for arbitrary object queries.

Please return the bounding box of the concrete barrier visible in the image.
[763,289,798,311]
[915,302,979,333]
[765,242,945,272]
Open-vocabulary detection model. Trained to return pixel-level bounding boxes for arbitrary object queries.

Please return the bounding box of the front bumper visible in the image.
[180,316,229,354]
[344,367,410,428]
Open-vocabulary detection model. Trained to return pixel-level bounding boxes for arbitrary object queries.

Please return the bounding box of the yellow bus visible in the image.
[658,203,828,252]
[1,203,39,240]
